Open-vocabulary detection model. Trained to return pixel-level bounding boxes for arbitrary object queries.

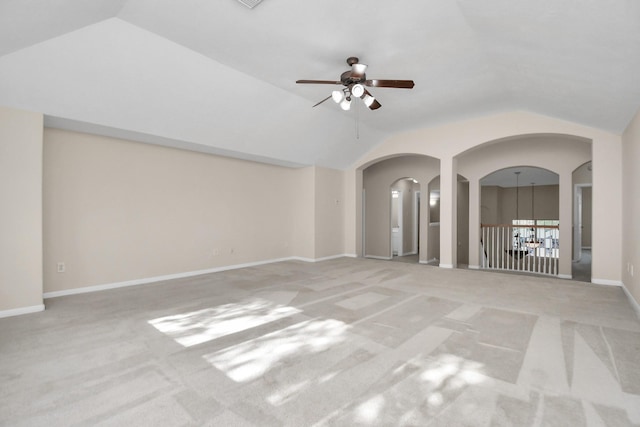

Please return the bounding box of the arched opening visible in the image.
[361,154,439,262]
[480,166,560,275]
[572,161,592,282]
[389,177,421,263]
[457,133,591,278]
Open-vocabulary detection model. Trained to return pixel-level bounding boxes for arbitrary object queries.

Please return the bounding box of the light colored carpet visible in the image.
[572,249,592,283]
[1,258,639,426]
[390,254,419,264]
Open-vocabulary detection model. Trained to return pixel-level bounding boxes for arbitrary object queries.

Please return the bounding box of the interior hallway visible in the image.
[1,258,638,426]
[573,249,593,283]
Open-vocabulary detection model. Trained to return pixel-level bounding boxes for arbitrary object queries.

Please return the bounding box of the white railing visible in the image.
[481,223,559,276]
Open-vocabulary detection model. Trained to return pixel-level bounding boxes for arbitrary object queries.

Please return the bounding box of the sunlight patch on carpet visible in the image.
[204,318,349,382]
[148,298,301,347]
[420,353,487,410]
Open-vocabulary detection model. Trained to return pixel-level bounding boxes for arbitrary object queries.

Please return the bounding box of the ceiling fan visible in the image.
[296,57,415,111]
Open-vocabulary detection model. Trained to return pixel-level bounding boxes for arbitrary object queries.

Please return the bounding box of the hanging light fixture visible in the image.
[326,85,379,111]
[339,96,352,111]
[361,88,381,110]
[509,171,526,259]
[525,182,542,248]
[351,83,365,97]
[331,90,345,103]
[515,171,520,220]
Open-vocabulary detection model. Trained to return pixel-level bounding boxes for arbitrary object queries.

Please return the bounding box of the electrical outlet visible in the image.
[57,262,65,273]
[631,264,635,277]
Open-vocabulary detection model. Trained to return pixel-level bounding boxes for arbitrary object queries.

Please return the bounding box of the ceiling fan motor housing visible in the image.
[341,70,366,86]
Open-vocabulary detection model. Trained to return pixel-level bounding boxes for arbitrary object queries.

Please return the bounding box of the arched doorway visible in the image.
[572,161,592,282]
[361,154,439,262]
[480,166,560,275]
[389,177,421,263]
[456,134,591,277]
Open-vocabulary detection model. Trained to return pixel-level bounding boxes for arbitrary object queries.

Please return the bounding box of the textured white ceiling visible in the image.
[1,1,639,169]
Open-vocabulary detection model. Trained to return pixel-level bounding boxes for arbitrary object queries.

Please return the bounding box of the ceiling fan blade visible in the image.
[365,79,415,89]
[312,95,332,108]
[296,79,342,85]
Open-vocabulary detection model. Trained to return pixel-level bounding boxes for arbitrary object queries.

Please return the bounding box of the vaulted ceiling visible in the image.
[1,1,639,169]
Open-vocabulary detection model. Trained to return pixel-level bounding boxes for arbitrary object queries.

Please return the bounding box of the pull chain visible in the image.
[355,98,360,139]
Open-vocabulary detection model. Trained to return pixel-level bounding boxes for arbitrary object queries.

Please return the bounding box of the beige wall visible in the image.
[457,180,469,265]
[314,166,346,259]
[481,186,501,224]
[344,168,359,257]
[479,182,559,266]
[622,108,640,310]
[291,166,315,260]
[581,187,592,248]
[496,185,560,223]
[573,162,592,184]
[0,107,43,314]
[43,129,347,293]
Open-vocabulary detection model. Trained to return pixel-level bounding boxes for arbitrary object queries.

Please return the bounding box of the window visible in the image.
[512,219,559,258]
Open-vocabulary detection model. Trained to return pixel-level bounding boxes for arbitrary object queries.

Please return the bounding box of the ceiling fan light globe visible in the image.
[363,94,375,107]
[352,63,367,76]
[331,90,344,103]
[340,98,351,111]
[351,84,365,98]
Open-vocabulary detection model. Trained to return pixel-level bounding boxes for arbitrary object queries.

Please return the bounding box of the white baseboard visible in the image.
[468,265,480,270]
[365,255,393,260]
[0,304,45,319]
[557,274,572,280]
[621,283,640,319]
[591,278,623,287]
[290,254,355,263]
[290,256,318,263]
[439,263,454,269]
[44,255,356,299]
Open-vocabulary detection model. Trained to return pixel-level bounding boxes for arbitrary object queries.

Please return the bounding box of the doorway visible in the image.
[572,184,592,282]
[390,178,421,263]
[361,154,440,261]
[572,161,592,282]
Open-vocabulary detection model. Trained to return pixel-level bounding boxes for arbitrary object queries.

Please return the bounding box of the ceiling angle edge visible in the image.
[236,0,263,9]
